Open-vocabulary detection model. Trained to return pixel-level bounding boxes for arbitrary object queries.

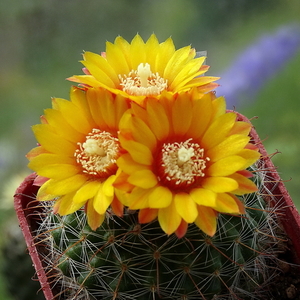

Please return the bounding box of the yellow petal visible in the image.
[85,88,108,129]
[81,53,117,88]
[44,108,84,143]
[229,173,258,195]
[106,40,131,76]
[146,100,170,141]
[158,201,182,235]
[174,193,198,223]
[45,174,87,195]
[34,164,80,180]
[201,177,238,193]
[201,112,237,149]
[229,121,251,135]
[171,57,206,90]
[37,180,57,201]
[207,134,250,162]
[171,95,192,136]
[130,114,157,151]
[28,153,75,169]
[85,199,106,231]
[54,193,85,215]
[93,183,114,214]
[121,139,153,165]
[117,153,147,175]
[128,170,158,189]
[155,37,175,76]
[138,208,158,223]
[213,193,242,214]
[211,96,226,120]
[190,188,217,207]
[130,34,146,69]
[83,51,119,85]
[54,98,92,135]
[164,46,191,84]
[237,149,261,167]
[148,186,173,208]
[73,180,101,203]
[207,156,247,177]
[32,124,76,155]
[127,188,152,210]
[145,34,160,66]
[195,206,217,237]
[26,146,48,160]
[102,175,116,197]
[187,95,213,138]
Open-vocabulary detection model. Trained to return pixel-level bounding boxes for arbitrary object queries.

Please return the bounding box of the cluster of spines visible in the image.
[33,159,286,300]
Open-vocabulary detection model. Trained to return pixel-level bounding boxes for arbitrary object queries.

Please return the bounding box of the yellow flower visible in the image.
[114,90,260,237]
[27,87,130,230]
[68,34,219,104]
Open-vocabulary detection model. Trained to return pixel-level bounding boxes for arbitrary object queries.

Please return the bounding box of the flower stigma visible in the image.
[74,129,120,177]
[119,63,168,96]
[159,138,210,188]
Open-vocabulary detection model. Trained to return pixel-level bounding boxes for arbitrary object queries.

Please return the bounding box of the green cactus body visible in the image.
[35,162,284,299]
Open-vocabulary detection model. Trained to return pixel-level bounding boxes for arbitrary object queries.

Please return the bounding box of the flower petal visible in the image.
[171,95,192,136]
[201,177,239,193]
[93,183,114,215]
[148,186,173,208]
[73,180,101,203]
[54,193,85,215]
[121,139,153,165]
[139,208,158,223]
[229,173,258,195]
[201,112,237,149]
[128,170,158,189]
[190,188,217,207]
[158,201,182,235]
[45,174,87,196]
[85,199,106,231]
[214,193,243,214]
[206,134,250,162]
[195,206,218,237]
[174,192,198,223]
[207,156,247,177]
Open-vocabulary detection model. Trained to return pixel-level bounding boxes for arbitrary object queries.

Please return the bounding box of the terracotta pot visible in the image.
[14,112,300,299]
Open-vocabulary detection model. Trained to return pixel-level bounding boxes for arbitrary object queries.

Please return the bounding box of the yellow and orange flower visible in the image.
[27,87,130,230]
[68,34,219,105]
[114,90,260,237]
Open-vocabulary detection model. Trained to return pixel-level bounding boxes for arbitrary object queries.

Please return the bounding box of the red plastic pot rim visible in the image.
[14,112,300,299]
[14,172,54,300]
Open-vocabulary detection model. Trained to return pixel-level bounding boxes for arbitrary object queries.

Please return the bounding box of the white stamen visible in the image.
[160,138,210,186]
[74,129,119,176]
[119,63,168,96]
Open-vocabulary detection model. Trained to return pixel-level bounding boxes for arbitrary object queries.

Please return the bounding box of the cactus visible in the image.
[32,159,285,300]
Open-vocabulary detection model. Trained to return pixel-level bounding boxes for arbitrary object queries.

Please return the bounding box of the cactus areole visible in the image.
[14,113,300,300]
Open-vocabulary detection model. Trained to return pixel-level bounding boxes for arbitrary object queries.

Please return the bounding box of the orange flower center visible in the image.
[119,63,168,96]
[158,138,210,189]
[74,129,120,177]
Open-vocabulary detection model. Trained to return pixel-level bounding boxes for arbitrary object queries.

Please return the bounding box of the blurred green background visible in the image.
[1,0,299,299]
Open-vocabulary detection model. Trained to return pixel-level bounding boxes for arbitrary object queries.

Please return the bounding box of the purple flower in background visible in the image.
[216,24,300,108]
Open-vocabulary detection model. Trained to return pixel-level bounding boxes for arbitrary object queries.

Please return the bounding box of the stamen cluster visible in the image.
[119,63,168,96]
[74,129,119,177]
[159,138,210,188]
